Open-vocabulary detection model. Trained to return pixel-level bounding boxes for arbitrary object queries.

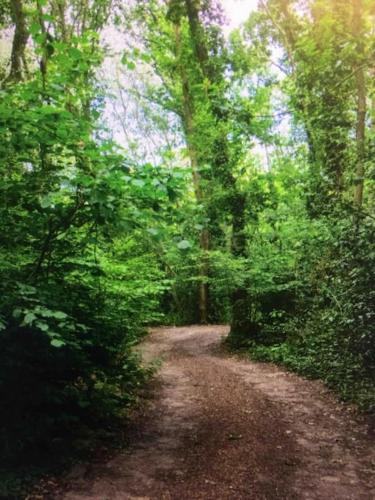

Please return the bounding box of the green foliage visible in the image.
[0,6,176,491]
[121,0,374,415]
[238,199,375,410]
[222,152,375,411]
[1,1,375,495]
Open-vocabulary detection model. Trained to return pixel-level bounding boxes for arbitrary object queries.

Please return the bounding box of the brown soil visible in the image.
[57,326,374,499]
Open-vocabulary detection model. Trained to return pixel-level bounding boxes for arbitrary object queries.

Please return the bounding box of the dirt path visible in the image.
[60,326,374,499]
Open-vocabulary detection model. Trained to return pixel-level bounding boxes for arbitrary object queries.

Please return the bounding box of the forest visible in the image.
[0,0,374,497]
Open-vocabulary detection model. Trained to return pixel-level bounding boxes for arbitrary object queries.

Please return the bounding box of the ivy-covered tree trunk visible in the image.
[6,0,28,83]
[263,0,352,205]
[353,0,366,208]
[182,0,251,337]
[229,191,255,342]
[174,20,209,323]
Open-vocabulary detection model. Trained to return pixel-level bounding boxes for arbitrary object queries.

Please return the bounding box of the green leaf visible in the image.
[36,321,49,332]
[53,311,68,319]
[24,312,36,324]
[41,14,54,22]
[50,339,65,348]
[132,179,145,188]
[177,240,191,250]
[12,308,22,319]
[40,195,52,208]
[140,53,152,63]
[29,22,41,36]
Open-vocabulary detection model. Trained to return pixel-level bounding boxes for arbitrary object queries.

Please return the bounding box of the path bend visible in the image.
[60,325,375,500]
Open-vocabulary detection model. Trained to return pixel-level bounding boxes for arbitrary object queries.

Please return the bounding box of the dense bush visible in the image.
[247,211,375,411]
[0,35,170,477]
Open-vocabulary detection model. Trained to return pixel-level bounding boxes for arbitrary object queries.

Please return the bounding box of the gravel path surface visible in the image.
[59,325,375,500]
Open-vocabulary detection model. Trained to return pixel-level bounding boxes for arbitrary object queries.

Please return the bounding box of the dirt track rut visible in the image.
[60,325,375,500]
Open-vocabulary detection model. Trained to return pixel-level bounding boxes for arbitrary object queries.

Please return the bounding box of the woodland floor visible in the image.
[51,325,374,499]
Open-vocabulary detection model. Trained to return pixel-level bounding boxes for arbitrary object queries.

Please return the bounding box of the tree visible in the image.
[5,0,28,82]
[352,0,366,208]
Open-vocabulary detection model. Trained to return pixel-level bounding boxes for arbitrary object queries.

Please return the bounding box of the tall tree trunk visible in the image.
[262,0,347,196]
[229,192,255,342]
[183,0,250,336]
[6,0,28,83]
[184,0,214,82]
[353,0,366,208]
[199,228,209,323]
[354,68,366,208]
[174,21,209,323]
[52,0,68,42]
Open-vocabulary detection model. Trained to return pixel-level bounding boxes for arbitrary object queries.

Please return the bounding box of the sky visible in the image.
[222,0,259,32]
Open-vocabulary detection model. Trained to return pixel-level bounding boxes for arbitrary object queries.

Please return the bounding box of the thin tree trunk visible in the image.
[6,0,28,83]
[199,228,209,323]
[354,68,366,207]
[52,0,68,42]
[353,0,366,208]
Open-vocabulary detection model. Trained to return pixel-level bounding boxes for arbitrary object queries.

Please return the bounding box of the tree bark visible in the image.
[353,0,366,208]
[6,0,28,83]
[184,0,214,82]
